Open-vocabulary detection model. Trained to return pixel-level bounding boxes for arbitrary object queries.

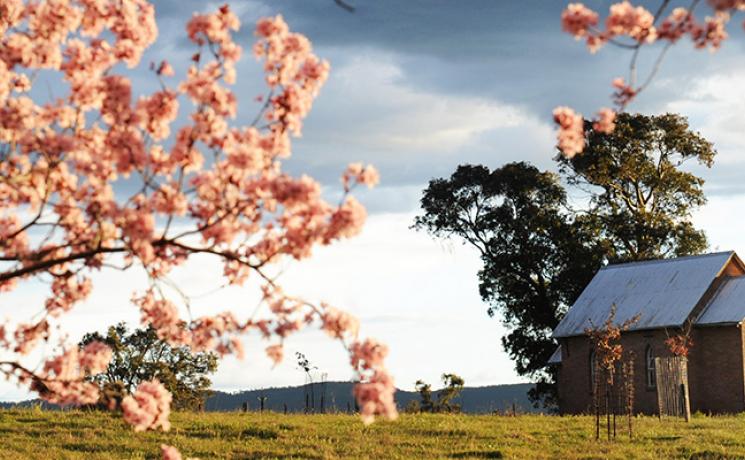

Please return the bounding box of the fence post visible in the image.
[682,382,691,422]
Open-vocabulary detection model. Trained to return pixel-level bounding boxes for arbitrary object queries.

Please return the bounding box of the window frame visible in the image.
[645,345,656,389]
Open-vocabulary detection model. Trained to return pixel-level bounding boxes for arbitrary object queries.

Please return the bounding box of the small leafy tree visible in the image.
[414,379,435,413]
[436,373,465,413]
[665,320,695,358]
[414,373,465,413]
[80,323,217,411]
[585,305,639,441]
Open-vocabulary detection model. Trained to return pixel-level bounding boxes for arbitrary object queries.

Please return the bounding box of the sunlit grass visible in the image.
[2,408,745,459]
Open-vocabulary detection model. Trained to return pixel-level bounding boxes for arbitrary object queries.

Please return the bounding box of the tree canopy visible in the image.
[411,373,465,413]
[80,323,218,411]
[415,113,714,407]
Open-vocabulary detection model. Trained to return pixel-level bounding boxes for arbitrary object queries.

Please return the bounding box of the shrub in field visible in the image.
[413,373,465,413]
[0,1,396,456]
[80,323,218,411]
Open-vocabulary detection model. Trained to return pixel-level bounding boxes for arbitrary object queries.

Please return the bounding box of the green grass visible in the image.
[2,408,745,459]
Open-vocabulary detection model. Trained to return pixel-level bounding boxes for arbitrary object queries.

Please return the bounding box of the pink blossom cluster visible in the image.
[0,1,393,446]
[611,77,637,107]
[562,1,741,53]
[556,0,745,153]
[265,344,284,365]
[561,3,598,39]
[605,1,657,44]
[321,304,360,340]
[552,106,585,159]
[709,0,745,13]
[135,290,246,359]
[12,321,50,355]
[553,106,620,157]
[45,275,93,316]
[36,341,112,405]
[659,7,730,51]
[350,338,398,425]
[341,163,380,192]
[161,445,183,460]
[592,108,617,134]
[561,2,656,52]
[253,15,330,135]
[121,380,172,432]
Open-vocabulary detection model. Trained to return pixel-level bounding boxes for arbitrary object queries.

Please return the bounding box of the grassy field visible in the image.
[2,409,745,459]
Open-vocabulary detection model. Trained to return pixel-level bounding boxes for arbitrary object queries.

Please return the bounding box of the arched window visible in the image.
[646,345,656,388]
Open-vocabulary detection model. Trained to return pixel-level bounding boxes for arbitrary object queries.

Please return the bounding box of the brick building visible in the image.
[551,251,745,415]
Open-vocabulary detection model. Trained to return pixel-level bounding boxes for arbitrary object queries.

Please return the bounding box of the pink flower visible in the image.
[324,196,367,243]
[266,344,284,365]
[157,60,175,76]
[561,3,600,49]
[0,2,388,436]
[161,445,182,460]
[708,0,745,11]
[349,338,398,424]
[691,13,730,51]
[136,90,179,140]
[606,1,657,43]
[611,77,637,107]
[80,341,113,374]
[354,370,398,425]
[135,291,188,345]
[255,16,289,39]
[658,8,695,43]
[552,106,585,158]
[121,380,172,432]
[593,108,616,134]
[342,163,380,191]
[322,305,360,339]
[350,338,389,371]
[36,344,112,406]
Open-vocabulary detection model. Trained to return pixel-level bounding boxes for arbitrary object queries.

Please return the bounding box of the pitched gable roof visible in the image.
[696,275,745,326]
[553,251,736,338]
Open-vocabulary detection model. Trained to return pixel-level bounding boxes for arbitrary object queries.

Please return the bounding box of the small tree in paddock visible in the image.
[414,373,465,413]
[80,323,217,411]
[414,379,435,413]
[585,305,639,441]
[437,373,465,413]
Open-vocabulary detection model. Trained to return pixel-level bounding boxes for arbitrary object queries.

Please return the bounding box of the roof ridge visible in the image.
[599,251,735,271]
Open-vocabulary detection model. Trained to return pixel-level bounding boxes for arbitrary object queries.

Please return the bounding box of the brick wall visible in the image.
[557,325,745,415]
[688,325,745,414]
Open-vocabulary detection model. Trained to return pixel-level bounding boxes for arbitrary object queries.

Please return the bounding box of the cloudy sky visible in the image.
[4,0,745,401]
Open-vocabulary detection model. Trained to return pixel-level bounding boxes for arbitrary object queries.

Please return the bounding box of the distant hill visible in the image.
[206,382,540,414]
[0,382,540,414]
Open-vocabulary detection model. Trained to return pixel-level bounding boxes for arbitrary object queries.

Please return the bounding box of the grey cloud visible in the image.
[143,0,745,212]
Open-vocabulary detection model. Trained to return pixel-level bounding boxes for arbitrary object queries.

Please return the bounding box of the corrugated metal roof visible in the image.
[547,346,562,365]
[696,275,745,325]
[553,251,734,338]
